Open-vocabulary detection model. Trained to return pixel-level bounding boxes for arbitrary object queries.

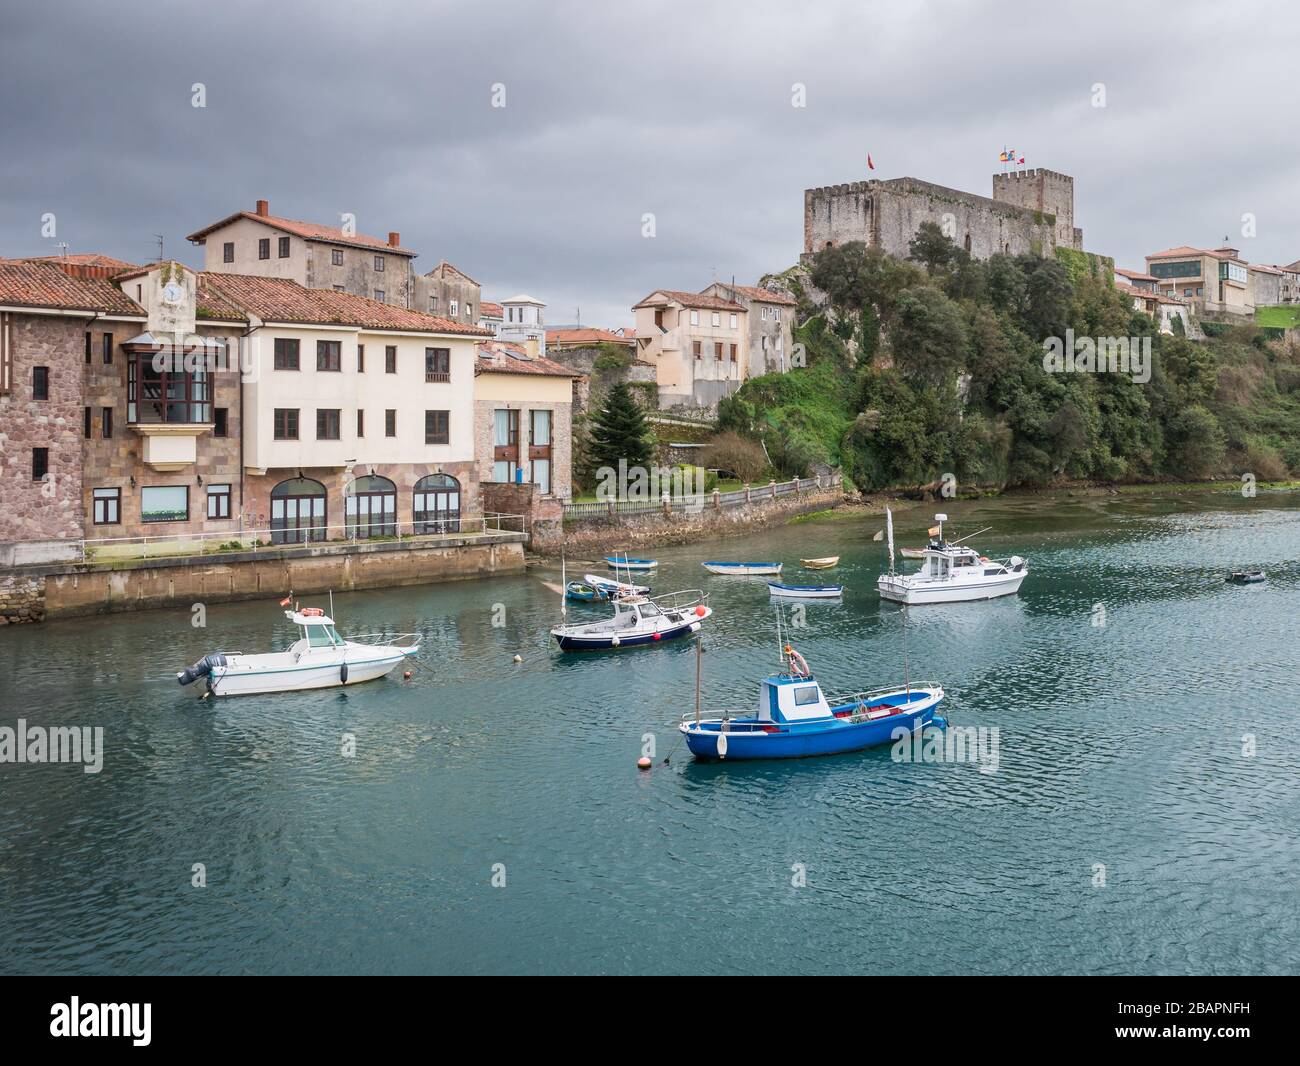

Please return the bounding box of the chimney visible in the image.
[525,337,539,358]
[255,199,269,217]
[388,231,401,248]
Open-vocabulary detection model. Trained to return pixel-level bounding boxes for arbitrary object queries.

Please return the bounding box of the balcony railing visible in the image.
[425,372,450,383]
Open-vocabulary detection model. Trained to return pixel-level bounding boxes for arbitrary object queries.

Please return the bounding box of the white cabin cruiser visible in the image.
[178,607,420,696]
[877,511,1027,605]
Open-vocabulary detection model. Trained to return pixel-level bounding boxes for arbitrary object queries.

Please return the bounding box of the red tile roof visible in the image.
[479,301,504,318]
[1147,245,1244,263]
[710,283,797,306]
[1115,267,1159,283]
[0,261,145,316]
[632,289,744,312]
[546,327,635,347]
[1249,263,1284,275]
[197,273,491,334]
[475,341,581,378]
[424,260,480,285]
[186,210,416,257]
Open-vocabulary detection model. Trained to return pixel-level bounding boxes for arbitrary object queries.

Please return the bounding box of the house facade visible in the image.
[1145,245,1254,318]
[414,260,481,328]
[187,199,416,306]
[630,289,747,408]
[700,282,796,379]
[474,341,580,502]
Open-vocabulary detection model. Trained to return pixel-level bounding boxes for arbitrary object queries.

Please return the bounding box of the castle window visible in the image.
[964,233,972,253]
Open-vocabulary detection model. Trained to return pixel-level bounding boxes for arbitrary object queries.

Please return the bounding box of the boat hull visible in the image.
[682,701,946,761]
[208,649,414,696]
[877,569,1027,604]
[605,558,657,572]
[768,583,843,599]
[553,615,705,651]
[703,562,783,576]
[800,557,839,569]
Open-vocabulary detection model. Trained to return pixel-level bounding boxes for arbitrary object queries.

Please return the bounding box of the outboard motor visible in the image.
[177,653,227,686]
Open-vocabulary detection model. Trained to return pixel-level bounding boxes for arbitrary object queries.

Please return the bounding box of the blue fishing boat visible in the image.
[566,580,607,602]
[552,590,711,651]
[768,582,844,599]
[703,561,783,576]
[604,555,658,572]
[679,646,945,760]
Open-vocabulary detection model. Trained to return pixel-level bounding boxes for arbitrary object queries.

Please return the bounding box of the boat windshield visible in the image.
[305,624,343,648]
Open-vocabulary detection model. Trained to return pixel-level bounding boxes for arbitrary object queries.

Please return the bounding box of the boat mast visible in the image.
[561,552,567,620]
[901,602,911,695]
[886,506,895,576]
[694,633,702,725]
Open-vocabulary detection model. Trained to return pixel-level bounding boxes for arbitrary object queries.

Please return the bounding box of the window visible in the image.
[127,351,210,424]
[693,341,702,360]
[316,339,341,371]
[32,447,49,481]
[357,344,365,372]
[385,346,397,373]
[429,295,439,312]
[84,331,91,364]
[729,344,737,362]
[356,409,364,437]
[425,347,450,382]
[102,406,113,438]
[102,333,112,364]
[530,408,551,447]
[92,487,120,525]
[273,337,300,370]
[214,407,228,437]
[141,485,188,523]
[278,236,290,258]
[374,289,385,303]
[425,409,449,444]
[690,310,700,326]
[316,408,341,440]
[730,313,738,328]
[274,408,299,440]
[762,335,769,350]
[258,238,270,260]
[32,365,49,399]
[385,409,396,437]
[223,241,235,263]
[413,473,460,534]
[271,477,326,544]
[373,255,385,272]
[714,342,723,359]
[206,483,231,519]
[449,299,459,317]
[793,685,821,706]
[345,474,397,539]
[530,408,552,495]
[333,284,345,291]
[762,307,769,321]
[774,308,782,322]
[84,407,92,438]
[331,248,344,266]
[466,303,473,320]
[711,312,720,327]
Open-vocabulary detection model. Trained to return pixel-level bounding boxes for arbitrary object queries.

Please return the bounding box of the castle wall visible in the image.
[991,169,1080,250]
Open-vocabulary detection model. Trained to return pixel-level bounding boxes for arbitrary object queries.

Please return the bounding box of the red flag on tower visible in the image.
[867,154,875,171]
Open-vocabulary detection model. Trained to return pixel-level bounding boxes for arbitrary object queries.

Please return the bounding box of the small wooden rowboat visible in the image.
[800,556,840,569]
[1226,570,1266,585]
[768,582,844,599]
[702,561,783,576]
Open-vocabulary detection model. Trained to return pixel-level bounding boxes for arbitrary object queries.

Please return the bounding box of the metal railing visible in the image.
[563,473,841,522]
[78,512,528,563]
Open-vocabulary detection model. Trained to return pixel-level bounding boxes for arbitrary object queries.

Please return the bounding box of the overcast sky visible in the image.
[2,0,1297,326]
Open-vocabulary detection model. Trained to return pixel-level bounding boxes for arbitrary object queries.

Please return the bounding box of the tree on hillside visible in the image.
[887,285,968,388]
[808,241,924,328]
[587,382,654,487]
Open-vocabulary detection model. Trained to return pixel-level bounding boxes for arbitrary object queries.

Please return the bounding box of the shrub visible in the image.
[700,432,769,483]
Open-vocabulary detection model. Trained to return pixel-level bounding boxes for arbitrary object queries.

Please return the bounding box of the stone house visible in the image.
[1145,245,1255,318]
[414,260,481,330]
[186,199,416,307]
[474,341,581,503]
[1249,263,1284,307]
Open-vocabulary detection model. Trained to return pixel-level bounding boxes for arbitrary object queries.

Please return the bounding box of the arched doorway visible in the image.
[413,473,461,534]
[345,474,397,539]
[270,477,327,544]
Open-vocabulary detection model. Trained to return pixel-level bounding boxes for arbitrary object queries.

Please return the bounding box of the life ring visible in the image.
[301,607,324,616]
[787,648,810,677]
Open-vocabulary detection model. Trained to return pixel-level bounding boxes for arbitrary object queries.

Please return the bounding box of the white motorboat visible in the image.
[552,590,711,651]
[178,606,420,696]
[877,511,1027,605]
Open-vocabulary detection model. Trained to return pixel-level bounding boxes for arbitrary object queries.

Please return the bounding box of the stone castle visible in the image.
[803,168,1082,262]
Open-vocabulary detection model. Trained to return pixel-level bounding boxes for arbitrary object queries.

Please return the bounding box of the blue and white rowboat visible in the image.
[680,665,945,761]
[768,582,844,599]
[703,561,783,576]
[605,555,658,572]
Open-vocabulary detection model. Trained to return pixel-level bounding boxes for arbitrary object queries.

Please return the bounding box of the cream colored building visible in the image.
[1145,245,1254,318]
[630,290,748,408]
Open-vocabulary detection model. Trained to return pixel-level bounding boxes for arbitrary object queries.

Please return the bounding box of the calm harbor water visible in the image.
[2,490,1299,975]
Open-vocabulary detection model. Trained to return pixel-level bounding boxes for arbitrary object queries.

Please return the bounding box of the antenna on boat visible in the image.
[561,552,567,619]
[935,513,947,545]
[886,506,896,576]
[329,589,335,620]
[951,526,992,546]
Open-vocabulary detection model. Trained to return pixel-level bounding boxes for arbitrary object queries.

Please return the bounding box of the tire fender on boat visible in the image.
[340,661,349,685]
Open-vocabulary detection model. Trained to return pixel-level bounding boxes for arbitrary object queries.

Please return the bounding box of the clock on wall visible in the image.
[162,281,185,305]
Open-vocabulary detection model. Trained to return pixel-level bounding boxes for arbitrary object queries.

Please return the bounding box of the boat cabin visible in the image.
[284,608,344,648]
[918,545,1017,580]
[756,674,832,723]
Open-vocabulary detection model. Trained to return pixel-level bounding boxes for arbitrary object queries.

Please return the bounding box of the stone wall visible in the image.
[0,312,85,554]
[991,169,1081,250]
[536,484,847,557]
[2,533,527,622]
[482,481,561,543]
[0,571,45,625]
